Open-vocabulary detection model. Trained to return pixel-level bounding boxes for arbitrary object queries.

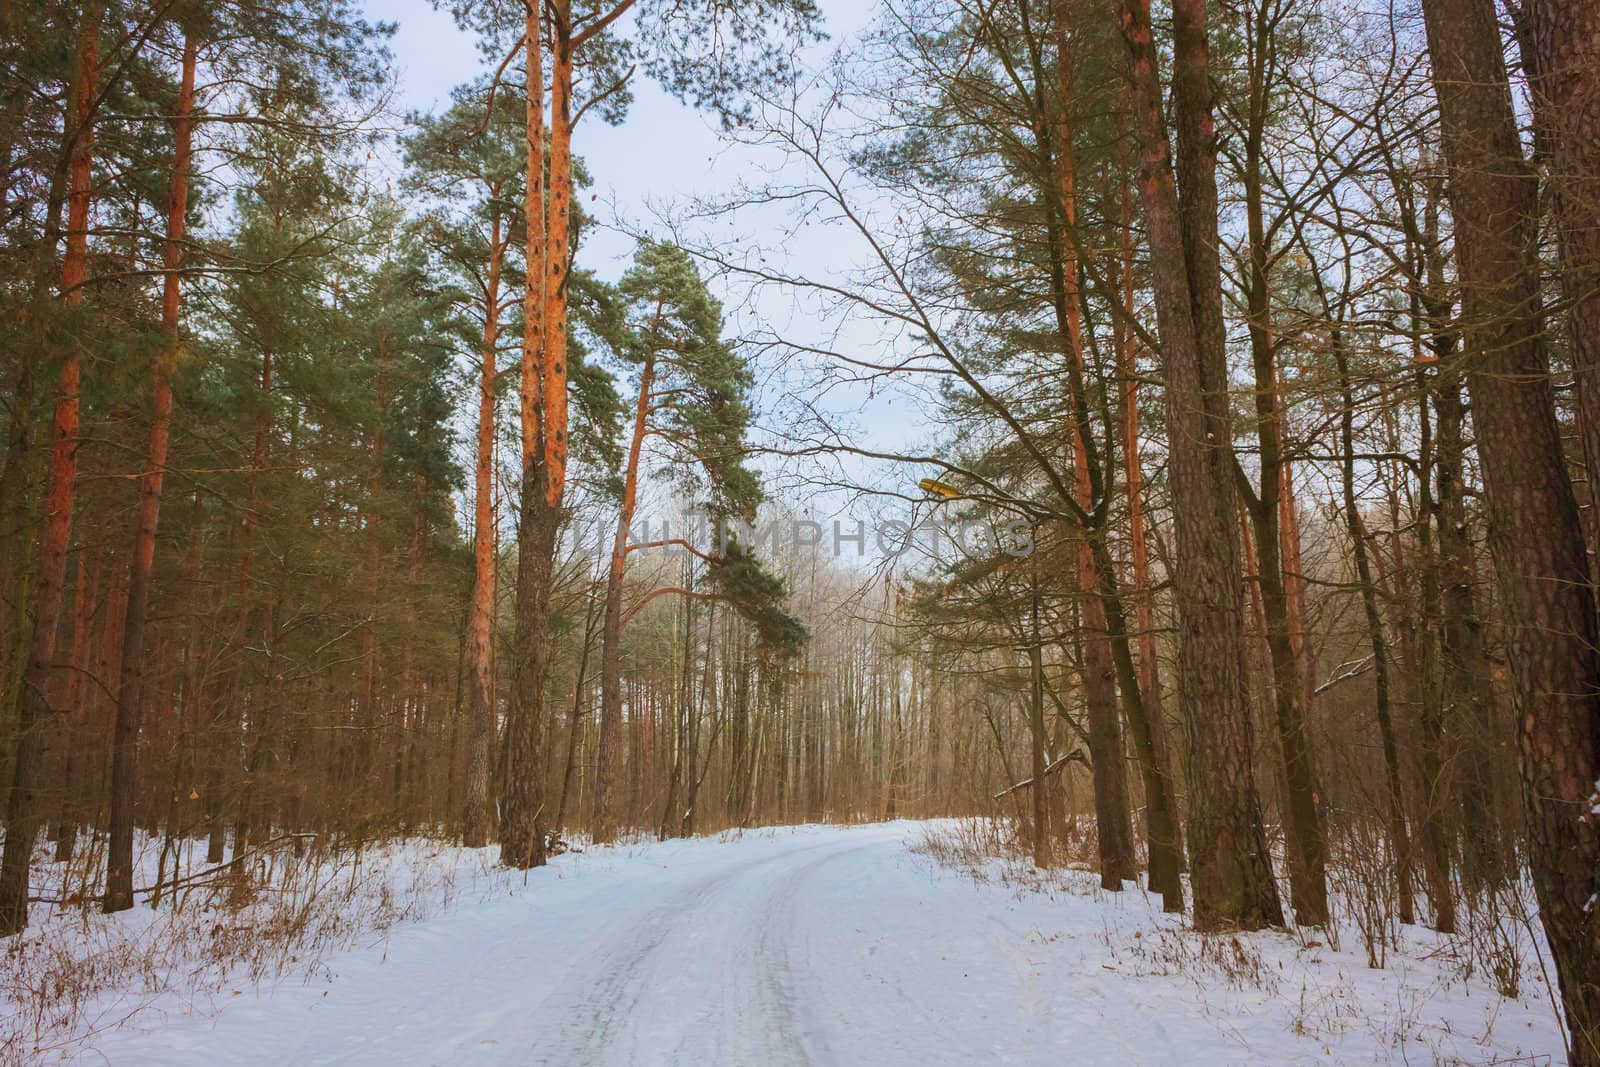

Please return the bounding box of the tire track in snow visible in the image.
[513,834,888,1066]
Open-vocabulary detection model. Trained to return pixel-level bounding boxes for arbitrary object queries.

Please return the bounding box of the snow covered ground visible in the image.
[11,821,1569,1065]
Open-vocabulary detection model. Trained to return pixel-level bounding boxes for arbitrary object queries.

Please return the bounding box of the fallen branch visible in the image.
[992,750,1083,799]
[1315,655,1375,695]
[30,833,318,904]
[149,833,318,896]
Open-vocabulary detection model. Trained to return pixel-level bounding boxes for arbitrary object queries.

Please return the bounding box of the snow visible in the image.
[11,822,1569,1065]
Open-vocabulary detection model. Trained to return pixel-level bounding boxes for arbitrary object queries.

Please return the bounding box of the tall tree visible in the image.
[494,0,822,869]
[1225,0,1327,926]
[104,19,199,915]
[0,0,101,935]
[502,0,550,870]
[593,241,768,843]
[404,83,529,848]
[1519,0,1600,575]
[1421,0,1600,1056]
[1117,0,1283,930]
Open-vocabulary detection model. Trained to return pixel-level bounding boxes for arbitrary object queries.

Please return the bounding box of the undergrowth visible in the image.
[909,814,1562,1060]
[0,832,515,1065]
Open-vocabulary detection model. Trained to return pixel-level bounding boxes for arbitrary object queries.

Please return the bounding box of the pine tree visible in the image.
[404,81,529,848]
[593,241,799,842]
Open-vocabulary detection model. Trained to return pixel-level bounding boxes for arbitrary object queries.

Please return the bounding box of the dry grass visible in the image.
[908,814,1100,882]
[0,833,514,1065]
[910,814,1552,995]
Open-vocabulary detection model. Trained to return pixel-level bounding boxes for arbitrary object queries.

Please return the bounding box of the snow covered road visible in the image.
[77,822,1567,1065]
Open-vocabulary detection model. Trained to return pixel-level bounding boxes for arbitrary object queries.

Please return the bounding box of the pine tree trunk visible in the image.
[105,32,197,912]
[1118,0,1283,931]
[680,608,719,838]
[52,552,98,862]
[1114,120,1187,885]
[554,587,597,832]
[358,336,390,826]
[1435,373,1502,890]
[540,1,573,508]
[1522,0,1600,578]
[463,222,504,849]
[505,0,556,870]
[0,349,39,733]
[0,3,100,935]
[1246,498,1328,927]
[728,638,751,821]
[1400,165,1504,896]
[1410,405,1458,933]
[1422,0,1600,1056]
[1027,576,1050,869]
[395,505,426,822]
[1080,577,1133,886]
[167,493,205,847]
[595,354,653,843]
[1044,12,1138,891]
[1238,48,1328,924]
[0,79,73,722]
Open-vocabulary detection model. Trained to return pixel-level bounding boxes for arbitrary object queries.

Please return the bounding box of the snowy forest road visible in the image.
[509,832,892,1065]
[78,822,1564,1066]
[340,822,1070,1066]
[92,823,1081,1066]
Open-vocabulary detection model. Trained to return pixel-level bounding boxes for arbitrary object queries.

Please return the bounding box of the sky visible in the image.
[364,0,875,280]
[359,0,933,565]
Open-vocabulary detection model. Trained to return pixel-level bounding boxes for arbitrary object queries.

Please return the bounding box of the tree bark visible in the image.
[1044,22,1135,886]
[541,0,573,509]
[463,219,505,849]
[0,2,101,935]
[105,28,198,914]
[52,552,99,862]
[1434,370,1502,891]
[1236,26,1328,923]
[1117,0,1283,931]
[1422,0,1600,1056]
[1114,110,1187,885]
[502,0,553,871]
[1403,154,1502,897]
[1411,374,1458,933]
[594,353,654,843]
[1522,0,1600,576]
[555,585,598,832]
[1027,571,1051,869]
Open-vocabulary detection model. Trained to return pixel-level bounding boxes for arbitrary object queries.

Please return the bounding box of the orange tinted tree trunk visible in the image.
[464,219,507,848]
[502,1,555,869]
[1045,23,1134,886]
[1113,115,1186,879]
[0,2,101,935]
[105,29,198,914]
[1036,5,1183,900]
[594,353,654,844]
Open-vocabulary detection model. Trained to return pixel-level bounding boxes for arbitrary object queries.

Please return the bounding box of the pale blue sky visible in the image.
[364,0,875,279]
[362,0,930,544]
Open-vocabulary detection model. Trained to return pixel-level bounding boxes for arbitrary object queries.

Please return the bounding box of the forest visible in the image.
[0,0,1597,1063]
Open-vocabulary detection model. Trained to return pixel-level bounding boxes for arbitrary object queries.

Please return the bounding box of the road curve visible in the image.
[74,821,1570,1067]
[83,824,991,1067]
